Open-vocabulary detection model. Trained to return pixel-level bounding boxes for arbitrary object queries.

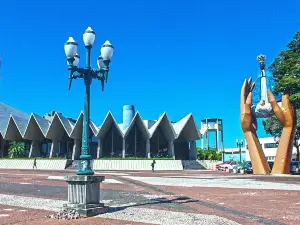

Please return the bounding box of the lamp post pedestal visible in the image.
[63,175,106,217]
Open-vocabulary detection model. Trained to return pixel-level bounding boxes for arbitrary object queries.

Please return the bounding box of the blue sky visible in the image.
[0,0,299,148]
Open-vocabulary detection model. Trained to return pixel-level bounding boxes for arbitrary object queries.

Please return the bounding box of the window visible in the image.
[264,143,278,149]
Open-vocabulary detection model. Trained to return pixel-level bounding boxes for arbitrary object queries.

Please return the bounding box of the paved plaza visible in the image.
[0,169,300,224]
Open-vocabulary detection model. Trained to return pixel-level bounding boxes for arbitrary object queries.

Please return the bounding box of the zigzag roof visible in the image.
[3,116,23,140]
[0,102,29,137]
[45,112,75,140]
[172,113,200,141]
[123,112,150,139]
[32,113,50,135]
[97,111,123,139]
[23,113,50,140]
[0,102,200,142]
[70,112,99,139]
[148,112,176,141]
[69,113,83,139]
[56,113,74,136]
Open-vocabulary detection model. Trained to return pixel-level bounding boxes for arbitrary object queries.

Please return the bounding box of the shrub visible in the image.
[8,142,26,158]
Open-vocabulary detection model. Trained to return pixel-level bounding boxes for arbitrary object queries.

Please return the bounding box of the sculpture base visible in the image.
[64,175,106,217]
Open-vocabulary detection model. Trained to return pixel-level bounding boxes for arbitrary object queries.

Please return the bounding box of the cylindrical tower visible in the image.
[123,105,135,130]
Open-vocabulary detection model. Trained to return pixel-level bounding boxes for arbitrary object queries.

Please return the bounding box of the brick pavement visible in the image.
[0,204,150,225]
[0,169,300,224]
[0,204,52,224]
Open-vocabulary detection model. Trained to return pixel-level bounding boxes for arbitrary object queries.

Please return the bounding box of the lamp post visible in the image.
[274,136,280,144]
[64,27,114,175]
[236,139,243,163]
[62,27,114,216]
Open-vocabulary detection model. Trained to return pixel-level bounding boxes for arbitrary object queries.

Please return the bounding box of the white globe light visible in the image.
[101,40,114,60]
[83,26,95,47]
[64,37,78,58]
[73,53,80,67]
[97,56,104,68]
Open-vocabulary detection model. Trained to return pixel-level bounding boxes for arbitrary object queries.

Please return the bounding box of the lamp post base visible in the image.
[77,168,95,176]
[64,175,106,217]
[76,158,94,175]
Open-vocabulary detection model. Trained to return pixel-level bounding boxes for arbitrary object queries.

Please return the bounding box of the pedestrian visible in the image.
[151,160,156,172]
[33,158,37,170]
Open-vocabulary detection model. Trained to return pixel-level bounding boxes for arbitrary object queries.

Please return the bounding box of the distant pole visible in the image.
[0,55,2,78]
[236,139,243,163]
[206,119,209,150]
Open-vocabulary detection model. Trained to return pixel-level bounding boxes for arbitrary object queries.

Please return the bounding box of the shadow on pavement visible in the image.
[106,196,198,213]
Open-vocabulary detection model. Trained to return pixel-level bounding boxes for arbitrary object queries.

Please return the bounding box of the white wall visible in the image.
[226,137,298,162]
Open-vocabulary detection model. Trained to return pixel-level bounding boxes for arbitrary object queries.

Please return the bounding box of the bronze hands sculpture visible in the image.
[267,91,295,174]
[240,78,270,174]
[240,78,295,174]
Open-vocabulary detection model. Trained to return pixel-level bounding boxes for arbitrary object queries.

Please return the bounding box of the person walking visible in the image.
[33,158,37,170]
[151,160,156,172]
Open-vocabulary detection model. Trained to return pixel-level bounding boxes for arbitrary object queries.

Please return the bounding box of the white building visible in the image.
[224,137,298,162]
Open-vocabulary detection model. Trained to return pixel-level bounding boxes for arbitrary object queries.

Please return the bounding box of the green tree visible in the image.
[215,151,222,161]
[263,31,300,160]
[196,148,206,160]
[197,148,222,160]
[263,110,300,160]
[207,149,216,160]
[269,31,300,107]
[8,142,25,158]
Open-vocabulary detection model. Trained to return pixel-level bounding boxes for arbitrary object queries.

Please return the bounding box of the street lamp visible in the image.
[236,139,243,163]
[274,136,280,144]
[64,27,114,175]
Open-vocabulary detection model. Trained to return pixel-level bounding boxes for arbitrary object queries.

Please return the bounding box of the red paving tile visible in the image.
[0,178,152,194]
[15,217,151,225]
[0,204,52,224]
[157,185,300,225]
[0,204,149,225]
[2,169,300,224]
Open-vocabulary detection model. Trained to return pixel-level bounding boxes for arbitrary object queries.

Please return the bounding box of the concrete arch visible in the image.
[123,112,150,158]
[147,113,177,158]
[44,113,75,159]
[69,113,83,140]
[32,113,50,136]
[123,112,150,140]
[96,112,123,158]
[23,114,50,140]
[149,112,176,141]
[97,111,124,139]
[45,113,74,140]
[3,116,23,140]
[89,120,99,137]
[0,103,29,138]
[172,113,199,160]
[173,113,200,141]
